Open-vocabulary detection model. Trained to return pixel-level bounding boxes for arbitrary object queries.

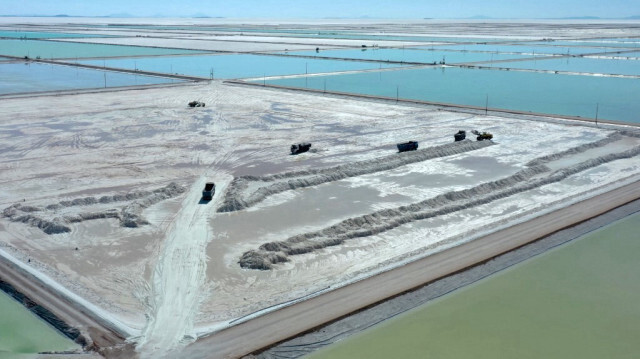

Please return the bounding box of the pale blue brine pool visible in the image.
[528,40,640,48]
[423,43,625,55]
[77,24,513,43]
[481,56,640,76]
[253,32,513,43]
[80,54,405,79]
[0,39,206,59]
[597,37,640,42]
[0,30,113,39]
[594,51,640,59]
[260,66,640,124]
[0,62,180,95]
[277,48,539,64]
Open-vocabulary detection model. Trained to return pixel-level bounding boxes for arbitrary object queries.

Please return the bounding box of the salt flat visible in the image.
[1,79,638,339]
[1,18,640,359]
[52,36,426,52]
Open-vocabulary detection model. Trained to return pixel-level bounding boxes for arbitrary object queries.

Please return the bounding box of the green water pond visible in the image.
[0,291,78,358]
[308,212,640,359]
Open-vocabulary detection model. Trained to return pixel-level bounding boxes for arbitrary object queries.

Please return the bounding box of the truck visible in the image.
[188,101,206,108]
[291,143,312,155]
[202,182,215,201]
[471,130,493,141]
[476,132,493,141]
[397,141,418,152]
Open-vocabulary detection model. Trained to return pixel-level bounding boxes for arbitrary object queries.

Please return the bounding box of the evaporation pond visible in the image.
[425,43,622,55]
[75,25,512,43]
[307,212,640,359]
[0,290,79,357]
[80,54,405,79]
[262,66,640,124]
[280,48,534,64]
[0,30,113,39]
[529,40,640,48]
[262,33,510,43]
[485,56,640,76]
[0,62,179,95]
[0,39,204,59]
[609,51,640,59]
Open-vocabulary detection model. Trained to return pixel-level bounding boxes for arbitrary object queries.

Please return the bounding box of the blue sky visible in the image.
[1,0,638,18]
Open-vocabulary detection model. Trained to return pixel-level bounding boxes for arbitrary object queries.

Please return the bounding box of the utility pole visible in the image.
[104,72,106,88]
[595,103,599,127]
[485,94,489,115]
[396,85,399,103]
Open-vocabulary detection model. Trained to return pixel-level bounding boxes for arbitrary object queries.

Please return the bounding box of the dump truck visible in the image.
[476,132,493,141]
[202,182,215,201]
[397,141,418,152]
[471,130,493,141]
[188,101,206,108]
[291,143,312,155]
[454,130,466,142]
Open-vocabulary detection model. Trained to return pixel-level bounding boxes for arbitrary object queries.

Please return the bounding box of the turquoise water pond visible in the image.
[598,37,640,42]
[529,40,640,48]
[261,66,640,123]
[426,43,623,55]
[278,48,537,64]
[607,51,640,59]
[0,39,205,59]
[484,56,640,76]
[0,62,179,95]
[0,30,112,39]
[83,25,512,43]
[80,53,404,79]
[256,32,511,43]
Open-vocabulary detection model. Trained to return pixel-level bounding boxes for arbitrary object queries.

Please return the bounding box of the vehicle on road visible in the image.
[291,143,312,155]
[454,130,466,141]
[188,101,206,108]
[202,182,215,201]
[397,141,418,152]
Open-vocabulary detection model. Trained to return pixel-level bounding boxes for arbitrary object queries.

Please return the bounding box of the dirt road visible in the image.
[137,176,227,357]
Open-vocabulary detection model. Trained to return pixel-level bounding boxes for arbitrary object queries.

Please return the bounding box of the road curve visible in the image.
[183,180,640,359]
